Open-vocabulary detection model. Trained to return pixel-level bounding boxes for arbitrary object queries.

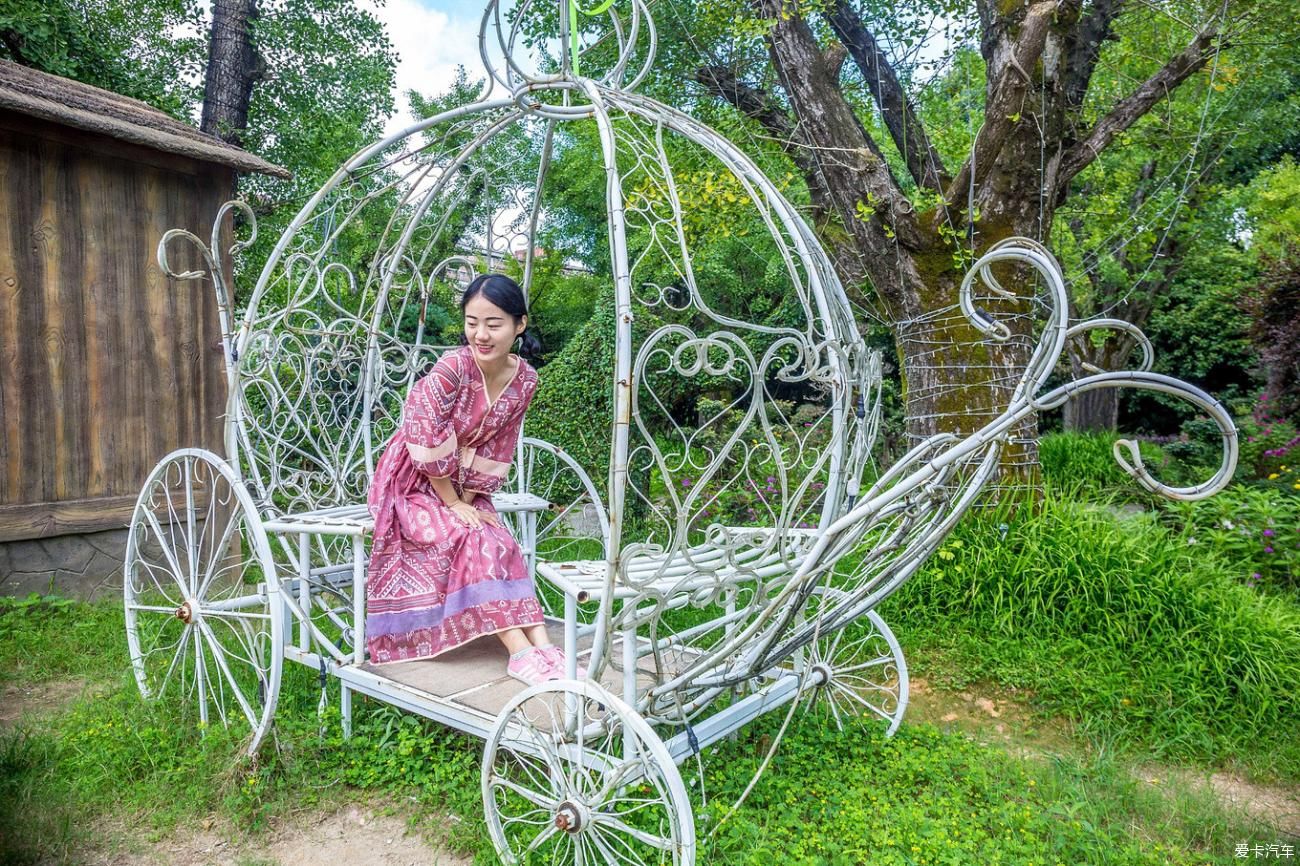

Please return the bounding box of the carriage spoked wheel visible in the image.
[483,679,696,865]
[123,448,284,754]
[800,587,910,737]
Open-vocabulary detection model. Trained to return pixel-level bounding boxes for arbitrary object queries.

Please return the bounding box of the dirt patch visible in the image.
[1206,772,1300,839]
[86,805,473,866]
[906,676,1300,838]
[0,678,97,727]
[1134,768,1300,840]
[905,676,1075,758]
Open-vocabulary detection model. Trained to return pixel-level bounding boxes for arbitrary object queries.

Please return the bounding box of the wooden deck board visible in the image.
[357,624,668,719]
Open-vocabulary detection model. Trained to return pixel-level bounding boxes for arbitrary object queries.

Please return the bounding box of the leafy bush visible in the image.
[525,295,618,499]
[1039,431,1169,497]
[1238,394,1300,479]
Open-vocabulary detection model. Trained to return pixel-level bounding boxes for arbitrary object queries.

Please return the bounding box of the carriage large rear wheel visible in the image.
[123,448,283,754]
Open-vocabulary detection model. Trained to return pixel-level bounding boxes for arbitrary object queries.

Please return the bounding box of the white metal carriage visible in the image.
[122,1,1239,862]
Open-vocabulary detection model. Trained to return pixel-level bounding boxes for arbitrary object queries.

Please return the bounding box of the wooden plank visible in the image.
[0,134,22,502]
[0,494,137,541]
[82,146,115,498]
[0,488,216,542]
[142,172,171,476]
[54,139,88,500]
[22,135,53,505]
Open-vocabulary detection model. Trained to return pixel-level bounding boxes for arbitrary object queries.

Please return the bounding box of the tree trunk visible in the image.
[896,246,1040,481]
[758,0,1043,483]
[1063,387,1119,432]
[201,0,262,147]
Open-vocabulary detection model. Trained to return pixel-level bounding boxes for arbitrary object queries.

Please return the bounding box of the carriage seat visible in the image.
[535,526,817,603]
[259,492,553,537]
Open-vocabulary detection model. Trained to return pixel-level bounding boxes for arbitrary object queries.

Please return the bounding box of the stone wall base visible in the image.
[0,530,128,601]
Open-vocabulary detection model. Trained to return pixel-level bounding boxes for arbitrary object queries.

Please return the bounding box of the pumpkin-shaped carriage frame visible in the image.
[122,1,1238,862]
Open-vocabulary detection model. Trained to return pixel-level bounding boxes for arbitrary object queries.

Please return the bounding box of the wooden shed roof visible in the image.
[0,60,291,179]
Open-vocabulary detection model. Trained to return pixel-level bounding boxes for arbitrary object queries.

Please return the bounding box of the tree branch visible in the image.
[944,0,1058,207]
[757,0,923,297]
[1062,0,1126,111]
[693,64,836,219]
[1056,22,1220,195]
[823,0,951,193]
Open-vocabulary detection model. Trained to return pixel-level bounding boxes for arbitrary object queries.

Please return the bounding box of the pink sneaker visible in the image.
[507,647,561,687]
[541,645,587,680]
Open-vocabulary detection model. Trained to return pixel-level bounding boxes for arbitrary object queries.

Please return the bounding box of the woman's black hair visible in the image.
[460,273,543,363]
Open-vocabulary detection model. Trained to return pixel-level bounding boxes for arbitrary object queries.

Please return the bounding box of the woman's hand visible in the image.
[449,500,499,529]
[449,501,483,528]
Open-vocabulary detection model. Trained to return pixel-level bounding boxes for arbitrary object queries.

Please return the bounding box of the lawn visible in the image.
[2,433,1297,865]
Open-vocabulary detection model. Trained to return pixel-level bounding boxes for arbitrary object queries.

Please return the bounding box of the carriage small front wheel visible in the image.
[123,448,284,754]
[482,679,696,865]
[801,587,910,736]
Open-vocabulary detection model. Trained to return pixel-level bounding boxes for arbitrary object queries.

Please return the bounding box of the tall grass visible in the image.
[1039,431,1175,498]
[888,495,1300,777]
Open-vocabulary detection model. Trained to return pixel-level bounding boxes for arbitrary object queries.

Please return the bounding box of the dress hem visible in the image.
[365,614,545,666]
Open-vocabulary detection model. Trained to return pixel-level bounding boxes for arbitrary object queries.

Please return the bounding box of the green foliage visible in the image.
[232,0,398,297]
[0,0,205,118]
[519,262,601,357]
[892,496,1300,777]
[1244,156,1300,258]
[1224,399,1300,480]
[699,720,1246,865]
[1241,249,1300,419]
[0,594,121,687]
[1127,241,1258,426]
[1163,481,1300,596]
[525,294,618,505]
[1039,431,1167,498]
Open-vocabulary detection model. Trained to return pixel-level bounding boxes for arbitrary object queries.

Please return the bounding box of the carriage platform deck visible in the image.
[326,622,660,737]
[329,619,802,758]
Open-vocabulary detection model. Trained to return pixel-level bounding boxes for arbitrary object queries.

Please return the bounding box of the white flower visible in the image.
[1187,537,1198,545]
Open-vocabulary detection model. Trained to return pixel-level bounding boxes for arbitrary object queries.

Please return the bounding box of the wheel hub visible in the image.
[810,662,833,687]
[554,800,590,834]
[174,601,194,624]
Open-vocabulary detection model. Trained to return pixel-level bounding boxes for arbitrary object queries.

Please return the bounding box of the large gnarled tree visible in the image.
[690,0,1250,476]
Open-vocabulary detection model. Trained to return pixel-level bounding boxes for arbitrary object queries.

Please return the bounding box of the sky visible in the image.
[363,0,495,137]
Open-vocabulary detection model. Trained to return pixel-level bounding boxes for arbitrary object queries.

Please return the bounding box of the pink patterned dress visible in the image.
[366,345,543,664]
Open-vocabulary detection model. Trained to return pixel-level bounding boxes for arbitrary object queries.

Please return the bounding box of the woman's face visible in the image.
[464,292,525,367]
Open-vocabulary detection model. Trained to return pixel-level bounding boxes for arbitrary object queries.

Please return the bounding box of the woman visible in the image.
[366,273,580,686]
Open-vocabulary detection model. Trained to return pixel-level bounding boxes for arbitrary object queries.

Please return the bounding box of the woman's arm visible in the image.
[426,474,498,528]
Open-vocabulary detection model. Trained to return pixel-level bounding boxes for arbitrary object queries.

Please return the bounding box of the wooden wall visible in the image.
[0,111,230,542]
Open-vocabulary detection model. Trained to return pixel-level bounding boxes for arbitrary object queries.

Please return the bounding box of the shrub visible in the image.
[525,295,618,500]
[1237,394,1300,480]
[1039,431,1169,497]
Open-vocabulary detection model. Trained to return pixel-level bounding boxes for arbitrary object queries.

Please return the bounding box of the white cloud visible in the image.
[362,0,486,137]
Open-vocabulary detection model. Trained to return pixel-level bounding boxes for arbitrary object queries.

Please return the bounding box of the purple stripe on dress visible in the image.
[366,575,538,637]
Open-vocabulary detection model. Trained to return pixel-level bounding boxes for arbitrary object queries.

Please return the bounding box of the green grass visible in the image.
[0,594,1279,865]
[887,495,1300,780]
[0,594,124,687]
[1039,431,1172,499]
